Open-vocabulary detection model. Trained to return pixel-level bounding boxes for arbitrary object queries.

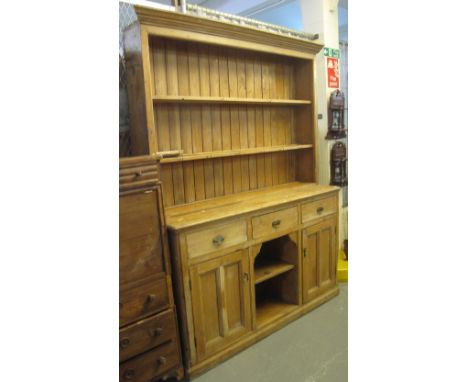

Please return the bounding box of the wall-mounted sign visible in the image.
[323,47,340,58]
[327,57,340,88]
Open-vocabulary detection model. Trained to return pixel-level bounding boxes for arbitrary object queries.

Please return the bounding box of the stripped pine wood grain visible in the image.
[219,47,233,195]
[228,52,242,194]
[253,56,265,189]
[245,53,257,190]
[188,44,205,201]
[261,60,273,187]
[124,12,330,379]
[237,53,250,192]
[152,39,174,205]
[152,38,167,96]
[208,45,225,197]
[165,42,185,205]
[269,59,279,186]
[177,41,195,204]
[146,36,315,205]
[199,45,215,199]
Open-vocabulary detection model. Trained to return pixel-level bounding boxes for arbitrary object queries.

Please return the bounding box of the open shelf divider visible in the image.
[254,261,295,285]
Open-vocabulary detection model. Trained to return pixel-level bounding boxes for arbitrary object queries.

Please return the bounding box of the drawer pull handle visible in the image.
[146,294,156,304]
[316,207,324,214]
[120,337,130,349]
[123,369,135,380]
[272,219,281,228]
[212,235,225,247]
[149,327,163,337]
[157,356,167,367]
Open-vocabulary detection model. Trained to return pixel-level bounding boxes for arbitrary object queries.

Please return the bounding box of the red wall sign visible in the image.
[327,57,340,88]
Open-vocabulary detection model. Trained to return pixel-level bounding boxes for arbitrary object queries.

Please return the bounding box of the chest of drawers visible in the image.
[119,156,183,382]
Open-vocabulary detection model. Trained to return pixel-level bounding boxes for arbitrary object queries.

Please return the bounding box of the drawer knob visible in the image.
[272,219,281,228]
[123,369,135,380]
[157,356,167,367]
[212,235,225,247]
[146,294,156,304]
[316,207,324,214]
[149,327,163,337]
[120,337,130,349]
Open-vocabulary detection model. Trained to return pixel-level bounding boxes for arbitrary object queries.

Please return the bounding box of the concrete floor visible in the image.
[193,283,348,382]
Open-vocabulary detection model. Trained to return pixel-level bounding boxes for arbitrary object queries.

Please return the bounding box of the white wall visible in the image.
[300,0,347,248]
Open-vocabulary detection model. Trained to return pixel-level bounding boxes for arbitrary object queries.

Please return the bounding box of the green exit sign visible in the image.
[323,47,340,58]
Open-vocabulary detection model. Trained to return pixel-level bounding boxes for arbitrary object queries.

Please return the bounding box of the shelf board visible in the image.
[160,144,313,164]
[254,261,295,285]
[255,299,297,329]
[153,95,311,105]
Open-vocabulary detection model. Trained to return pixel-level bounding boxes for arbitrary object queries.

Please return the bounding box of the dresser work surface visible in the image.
[165,182,339,230]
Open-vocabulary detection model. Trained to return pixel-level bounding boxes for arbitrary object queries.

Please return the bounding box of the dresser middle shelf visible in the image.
[159,144,313,163]
[153,95,311,105]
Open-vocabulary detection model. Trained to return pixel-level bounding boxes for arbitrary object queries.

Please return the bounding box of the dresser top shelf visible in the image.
[165,182,339,230]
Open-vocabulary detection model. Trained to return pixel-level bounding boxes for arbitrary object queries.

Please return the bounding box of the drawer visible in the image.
[119,309,177,362]
[120,191,160,242]
[120,233,165,286]
[252,206,298,239]
[185,219,247,259]
[120,276,169,327]
[119,339,180,382]
[302,196,337,223]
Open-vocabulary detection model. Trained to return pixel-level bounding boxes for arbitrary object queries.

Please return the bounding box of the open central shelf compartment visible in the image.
[253,234,300,328]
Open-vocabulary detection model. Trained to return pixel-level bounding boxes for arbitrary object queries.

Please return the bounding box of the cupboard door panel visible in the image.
[225,262,243,330]
[190,249,252,360]
[319,226,332,285]
[302,217,337,304]
[303,228,319,298]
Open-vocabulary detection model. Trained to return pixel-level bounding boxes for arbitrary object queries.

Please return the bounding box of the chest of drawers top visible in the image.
[165,182,339,231]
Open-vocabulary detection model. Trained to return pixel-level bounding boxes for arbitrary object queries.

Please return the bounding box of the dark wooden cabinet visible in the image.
[119,156,184,381]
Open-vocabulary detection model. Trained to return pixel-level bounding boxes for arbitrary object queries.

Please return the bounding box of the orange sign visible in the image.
[327,57,340,88]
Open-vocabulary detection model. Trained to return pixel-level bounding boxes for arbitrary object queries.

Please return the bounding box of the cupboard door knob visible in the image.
[149,327,163,337]
[243,272,249,282]
[212,235,225,247]
[120,337,130,349]
[272,219,281,228]
[146,294,156,304]
[316,207,324,214]
[123,369,135,380]
[157,356,167,366]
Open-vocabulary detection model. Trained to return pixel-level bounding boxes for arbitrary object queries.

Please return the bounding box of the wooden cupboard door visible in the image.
[302,217,337,304]
[190,249,252,360]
